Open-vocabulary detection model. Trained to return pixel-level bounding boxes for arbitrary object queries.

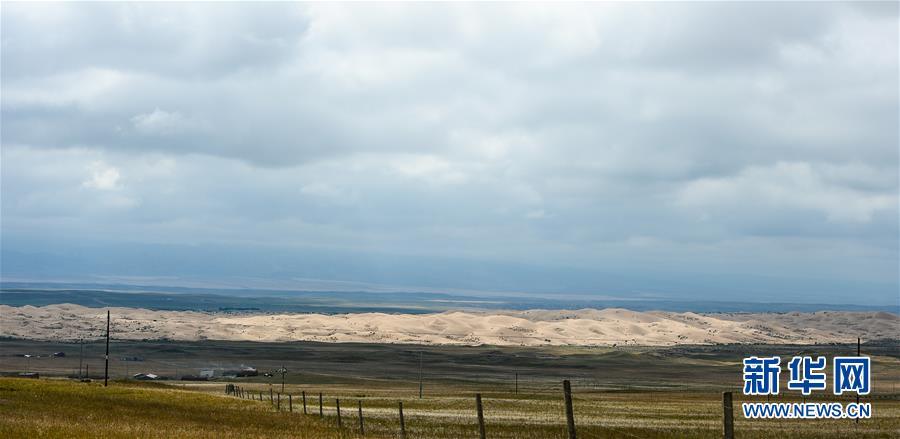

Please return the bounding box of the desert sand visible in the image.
[0,304,896,346]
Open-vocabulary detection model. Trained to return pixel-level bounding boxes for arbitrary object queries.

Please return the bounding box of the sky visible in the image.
[1,2,898,305]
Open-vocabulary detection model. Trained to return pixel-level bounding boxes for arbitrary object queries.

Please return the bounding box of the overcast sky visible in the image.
[2,2,898,304]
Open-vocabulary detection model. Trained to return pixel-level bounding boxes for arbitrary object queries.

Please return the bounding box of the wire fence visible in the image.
[221,380,746,439]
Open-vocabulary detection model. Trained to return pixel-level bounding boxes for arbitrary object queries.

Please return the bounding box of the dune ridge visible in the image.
[1,304,896,346]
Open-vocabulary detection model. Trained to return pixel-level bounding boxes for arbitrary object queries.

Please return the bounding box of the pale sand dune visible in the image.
[0,304,896,346]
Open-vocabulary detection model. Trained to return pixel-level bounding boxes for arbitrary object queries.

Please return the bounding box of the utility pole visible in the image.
[856,337,861,424]
[280,365,287,393]
[79,339,84,380]
[418,351,423,399]
[104,310,110,387]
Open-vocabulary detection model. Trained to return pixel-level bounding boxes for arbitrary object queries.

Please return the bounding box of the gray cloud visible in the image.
[1,2,897,303]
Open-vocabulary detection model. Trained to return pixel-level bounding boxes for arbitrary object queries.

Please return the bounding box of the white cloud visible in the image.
[131,108,194,136]
[2,68,134,109]
[82,161,122,190]
[525,209,550,220]
[389,154,468,185]
[677,162,896,223]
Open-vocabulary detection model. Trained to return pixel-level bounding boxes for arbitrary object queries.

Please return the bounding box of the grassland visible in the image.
[0,378,341,438]
[1,377,898,438]
[1,339,898,438]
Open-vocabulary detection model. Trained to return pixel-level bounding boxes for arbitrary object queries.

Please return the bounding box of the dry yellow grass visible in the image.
[0,378,343,438]
[2,378,898,438]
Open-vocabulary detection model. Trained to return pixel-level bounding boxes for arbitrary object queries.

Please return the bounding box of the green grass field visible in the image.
[2,377,898,438]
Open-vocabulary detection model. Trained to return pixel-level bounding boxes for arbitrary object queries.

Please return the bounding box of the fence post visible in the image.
[302,391,307,414]
[723,391,734,439]
[289,394,293,412]
[399,401,406,439]
[563,380,576,439]
[319,392,324,418]
[277,393,281,411]
[476,393,486,439]
[336,398,342,428]
[358,400,365,435]
[270,388,274,404]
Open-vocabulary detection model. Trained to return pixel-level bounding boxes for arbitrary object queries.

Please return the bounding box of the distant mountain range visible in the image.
[1,281,896,314]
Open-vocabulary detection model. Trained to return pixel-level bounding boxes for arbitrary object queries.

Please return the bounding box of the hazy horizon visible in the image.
[2,2,898,307]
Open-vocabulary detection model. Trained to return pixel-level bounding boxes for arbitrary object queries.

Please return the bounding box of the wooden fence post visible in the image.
[277,393,281,411]
[399,401,406,439]
[723,391,734,439]
[358,400,365,435]
[289,394,293,412]
[336,398,342,428]
[476,393,486,439]
[563,380,576,439]
[270,388,273,404]
[302,391,307,414]
[319,392,324,418]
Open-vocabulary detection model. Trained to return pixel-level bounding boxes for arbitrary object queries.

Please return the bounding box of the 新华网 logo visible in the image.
[740,355,871,419]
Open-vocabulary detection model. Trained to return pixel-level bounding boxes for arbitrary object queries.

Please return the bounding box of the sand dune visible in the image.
[1,304,896,346]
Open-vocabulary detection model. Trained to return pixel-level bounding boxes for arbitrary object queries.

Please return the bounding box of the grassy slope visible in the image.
[0,378,342,438]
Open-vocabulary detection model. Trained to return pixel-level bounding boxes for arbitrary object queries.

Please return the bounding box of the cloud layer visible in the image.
[2,3,897,303]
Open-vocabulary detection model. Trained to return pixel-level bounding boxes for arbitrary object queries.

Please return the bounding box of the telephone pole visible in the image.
[104,310,110,387]
[79,339,84,380]
[856,337,861,424]
[418,351,423,399]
